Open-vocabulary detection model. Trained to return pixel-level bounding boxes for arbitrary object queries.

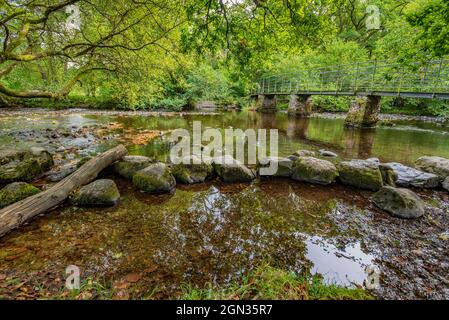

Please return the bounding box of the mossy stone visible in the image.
[291,157,338,185]
[72,179,120,207]
[338,160,383,191]
[0,159,44,184]
[415,156,449,180]
[0,182,40,209]
[113,155,154,180]
[133,162,176,193]
[172,156,214,184]
[212,156,256,183]
[373,186,425,219]
[28,147,54,171]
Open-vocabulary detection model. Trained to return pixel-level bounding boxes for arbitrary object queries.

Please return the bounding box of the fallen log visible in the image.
[0,144,128,238]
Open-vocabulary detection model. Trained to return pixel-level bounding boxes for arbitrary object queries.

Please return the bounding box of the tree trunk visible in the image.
[0,144,128,238]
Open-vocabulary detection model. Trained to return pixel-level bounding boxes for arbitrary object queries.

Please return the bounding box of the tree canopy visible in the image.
[0,0,447,108]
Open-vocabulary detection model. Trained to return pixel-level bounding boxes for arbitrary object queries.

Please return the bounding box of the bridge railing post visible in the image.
[371,60,377,93]
[335,65,341,94]
[354,62,359,93]
[433,58,444,97]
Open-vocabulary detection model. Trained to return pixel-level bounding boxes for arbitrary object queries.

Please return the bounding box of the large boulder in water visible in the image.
[384,162,440,189]
[372,186,425,219]
[133,162,176,193]
[212,156,256,183]
[172,155,214,184]
[72,179,120,207]
[338,159,385,191]
[291,157,338,185]
[0,182,40,209]
[415,156,449,180]
[259,156,294,177]
[113,155,154,180]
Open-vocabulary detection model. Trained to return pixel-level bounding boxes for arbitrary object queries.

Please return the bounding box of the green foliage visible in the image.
[381,97,449,117]
[313,96,351,113]
[1,0,448,116]
[406,0,449,57]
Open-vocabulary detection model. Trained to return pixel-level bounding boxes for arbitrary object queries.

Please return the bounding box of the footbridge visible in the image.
[251,59,449,127]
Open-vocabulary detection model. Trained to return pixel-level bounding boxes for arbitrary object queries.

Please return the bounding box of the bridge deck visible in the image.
[253,59,449,100]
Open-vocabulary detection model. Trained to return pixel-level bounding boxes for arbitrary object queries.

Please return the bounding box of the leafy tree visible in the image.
[406,0,449,56]
[0,0,183,101]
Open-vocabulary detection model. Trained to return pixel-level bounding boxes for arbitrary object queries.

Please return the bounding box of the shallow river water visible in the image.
[0,109,448,299]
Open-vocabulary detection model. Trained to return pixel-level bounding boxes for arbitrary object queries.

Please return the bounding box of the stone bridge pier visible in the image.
[345,95,381,128]
[254,94,277,113]
[288,94,312,117]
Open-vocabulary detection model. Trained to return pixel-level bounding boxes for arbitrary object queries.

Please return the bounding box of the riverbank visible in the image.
[1,107,447,124]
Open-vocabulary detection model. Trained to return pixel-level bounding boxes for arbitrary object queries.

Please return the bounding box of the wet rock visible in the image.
[72,179,120,207]
[291,157,338,185]
[415,156,449,180]
[372,186,425,219]
[113,155,154,180]
[47,163,77,182]
[0,182,40,209]
[384,162,440,189]
[293,150,316,157]
[172,155,214,184]
[319,149,338,158]
[213,156,256,183]
[379,164,397,187]
[0,158,44,184]
[0,147,54,184]
[0,149,27,165]
[259,156,294,177]
[443,177,449,192]
[133,162,176,193]
[338,159,384,191]
[29,147,54,170]
[438,232,449,241]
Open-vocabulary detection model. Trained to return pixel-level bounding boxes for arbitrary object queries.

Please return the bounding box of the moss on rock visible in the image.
[338,160,383,191]
[291,157,338,185]
[71,179,120,207]
[133,162,176,193]
[0,182,40,209]
[212,156,256,183]
[28,147,54,171]
[372,186,425,219]
[172,157,214,184]
[415,156,449,180]
[113,155,154,180]
[0,158,44,184]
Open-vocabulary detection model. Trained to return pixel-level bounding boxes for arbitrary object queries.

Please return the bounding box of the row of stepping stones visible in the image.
[2,148,449,221]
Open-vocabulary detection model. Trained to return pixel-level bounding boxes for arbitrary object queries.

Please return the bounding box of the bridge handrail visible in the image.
[254,58,449,98]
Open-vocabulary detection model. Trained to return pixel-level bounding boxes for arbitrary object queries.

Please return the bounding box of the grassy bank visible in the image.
[0,264,373,300]
[180,265,373,300]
